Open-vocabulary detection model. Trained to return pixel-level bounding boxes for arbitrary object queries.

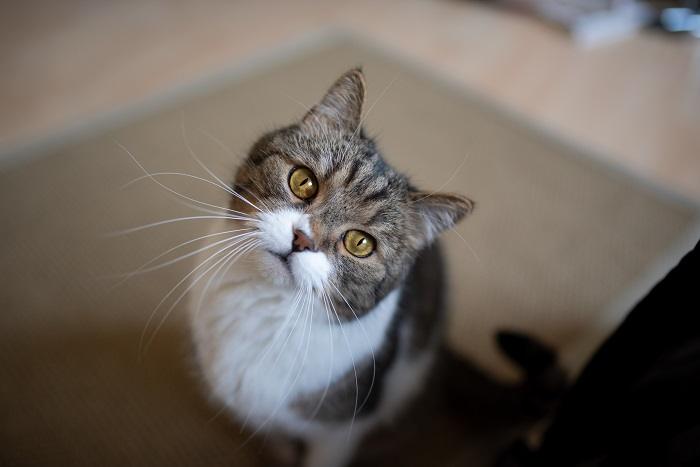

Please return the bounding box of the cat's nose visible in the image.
[292,228,315,253]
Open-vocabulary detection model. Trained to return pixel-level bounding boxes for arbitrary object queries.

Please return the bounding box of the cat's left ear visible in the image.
[301,68,365,133]
[410,191,475,243]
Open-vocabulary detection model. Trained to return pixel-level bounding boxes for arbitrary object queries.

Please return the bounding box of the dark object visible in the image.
[499,240,700,467]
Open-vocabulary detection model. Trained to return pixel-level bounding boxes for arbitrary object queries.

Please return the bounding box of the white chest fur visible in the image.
[188,256,400,434]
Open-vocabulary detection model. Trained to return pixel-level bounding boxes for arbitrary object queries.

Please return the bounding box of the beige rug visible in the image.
[1,37,698,466]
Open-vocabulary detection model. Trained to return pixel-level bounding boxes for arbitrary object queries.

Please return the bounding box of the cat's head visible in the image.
[232,68,473,317]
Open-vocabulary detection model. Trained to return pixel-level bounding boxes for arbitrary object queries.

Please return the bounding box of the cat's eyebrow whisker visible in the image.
[411,152,471,203]
[142,237,261,356]
[278,90,313,113]
[138,236,256,358]
[109,229,254,287]
[339,72,400,162]
[354,73,400,139]
[180,116,264,214]
[328,280,377,416]
[448,227,482,265]
[197,128,241,162]
[107,215,259,237]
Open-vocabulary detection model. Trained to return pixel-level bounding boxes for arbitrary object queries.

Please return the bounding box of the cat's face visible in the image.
[231,69,473,317]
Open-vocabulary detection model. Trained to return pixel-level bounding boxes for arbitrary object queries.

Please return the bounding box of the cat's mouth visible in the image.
[262,248,331,290]
[270,250,292,272]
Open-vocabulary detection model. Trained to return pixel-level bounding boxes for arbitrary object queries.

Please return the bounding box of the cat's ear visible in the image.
[301,68,365,133]
[410,191,474,242]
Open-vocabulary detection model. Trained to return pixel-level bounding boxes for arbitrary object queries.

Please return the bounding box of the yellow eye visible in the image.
[343,230,375,258]
[289,167,318,200]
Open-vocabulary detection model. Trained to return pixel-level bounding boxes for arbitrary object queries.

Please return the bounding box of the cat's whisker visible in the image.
[138,236,255,358]
[142,237,260,356]
[339,72,400,162]
[238,184,273,215]
[237,284,315,450]
[131,232,257,277]
[325,284,361,439]
[174,199,256,219]
[197,127,274,215]
[411,152,471,202]
[115,140,250,218]
[238,285,305,435]
[449,227,482,265]
[279,90,313,113]
[181,116,264,214]
[328,280,377,416]
[109,229,254,287]
[197,128,241,162]
[121,171,236,196]
[308,288,335,420]
[107,215,258,237]
[353,73,399,139]
[194,238,261,319]
[122,171,257,219]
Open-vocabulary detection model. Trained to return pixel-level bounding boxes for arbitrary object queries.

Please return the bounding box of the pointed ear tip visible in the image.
[343,67,366,86]
[461,196,476,213]
[442,193,475,214]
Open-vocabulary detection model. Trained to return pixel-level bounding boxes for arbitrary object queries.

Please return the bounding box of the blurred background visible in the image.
[1,1,700,466]
[2,0,700,199]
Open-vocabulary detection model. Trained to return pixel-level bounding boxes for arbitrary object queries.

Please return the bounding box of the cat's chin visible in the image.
[256,250,295,287]
[255,249,331,291]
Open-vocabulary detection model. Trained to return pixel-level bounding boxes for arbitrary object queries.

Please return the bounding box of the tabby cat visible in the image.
[189,68,473,467]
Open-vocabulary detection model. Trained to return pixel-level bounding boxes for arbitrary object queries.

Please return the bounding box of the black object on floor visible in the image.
[499,240,700,467]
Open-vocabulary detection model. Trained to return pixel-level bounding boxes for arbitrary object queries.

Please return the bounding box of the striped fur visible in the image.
[190,68,473,467]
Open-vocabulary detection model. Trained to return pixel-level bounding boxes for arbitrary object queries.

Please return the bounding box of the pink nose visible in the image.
[292,229,315,252]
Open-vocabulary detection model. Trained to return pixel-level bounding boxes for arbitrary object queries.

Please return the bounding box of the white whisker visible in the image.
[180,116,263,214]
[109,228,253,287]
[325,285,360,439]
[309,288,335,420]
[107,215,258,237]
[238,284,315,450]
[114,140,249,218]
[117,231,257,278]
[328,280,377,416]
[450,227,482,265]
[197,128,273,214]
[138,236,255,357]
[143,237,260,355]
[412,152,471,202]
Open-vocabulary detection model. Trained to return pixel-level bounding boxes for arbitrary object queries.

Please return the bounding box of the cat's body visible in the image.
[190,222,444,465]
[188,69,472,467]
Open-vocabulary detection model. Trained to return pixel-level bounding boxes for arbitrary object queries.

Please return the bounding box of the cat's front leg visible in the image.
[263,433,305,467]
[303,425,366,467]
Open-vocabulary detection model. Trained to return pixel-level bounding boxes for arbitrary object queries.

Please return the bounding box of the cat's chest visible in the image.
[190,277,400,426]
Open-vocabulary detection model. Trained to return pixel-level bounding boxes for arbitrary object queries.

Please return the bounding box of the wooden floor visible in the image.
[2,0,699,201]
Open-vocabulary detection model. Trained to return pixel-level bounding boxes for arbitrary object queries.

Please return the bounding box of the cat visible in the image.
[188,68,473,467]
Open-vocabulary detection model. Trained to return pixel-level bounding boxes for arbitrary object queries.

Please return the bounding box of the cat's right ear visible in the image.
[410,191,475,243]
[301,68,365,134]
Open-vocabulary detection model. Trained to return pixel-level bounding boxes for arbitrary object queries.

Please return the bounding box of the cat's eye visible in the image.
[343,230,375,258]
[288,167,318,200]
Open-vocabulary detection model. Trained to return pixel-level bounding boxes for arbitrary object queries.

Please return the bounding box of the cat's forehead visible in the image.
[246,125,413,232]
